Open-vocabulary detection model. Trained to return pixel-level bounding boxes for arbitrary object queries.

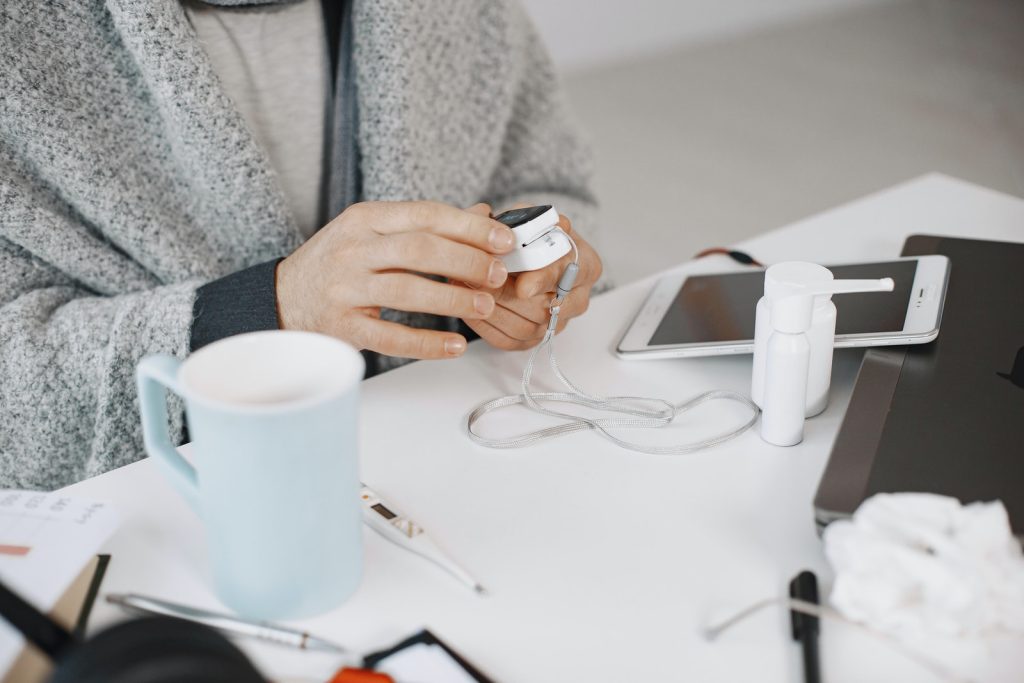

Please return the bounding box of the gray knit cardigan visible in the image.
[0,0,597,490]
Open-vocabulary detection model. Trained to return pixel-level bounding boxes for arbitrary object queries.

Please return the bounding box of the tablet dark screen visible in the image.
[648,260,918,346]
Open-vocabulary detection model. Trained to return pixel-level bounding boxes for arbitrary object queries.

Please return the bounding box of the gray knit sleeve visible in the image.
[0,238,195,490]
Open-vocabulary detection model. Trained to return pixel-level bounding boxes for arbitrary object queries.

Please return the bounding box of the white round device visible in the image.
[502,228,572,273]
[496,205,570,272]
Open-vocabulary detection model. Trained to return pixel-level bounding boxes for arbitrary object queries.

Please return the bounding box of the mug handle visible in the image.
[136,355,200,512]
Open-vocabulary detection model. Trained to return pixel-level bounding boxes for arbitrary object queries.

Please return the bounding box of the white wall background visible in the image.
[520,0,893,72]
[516,0,1024,285]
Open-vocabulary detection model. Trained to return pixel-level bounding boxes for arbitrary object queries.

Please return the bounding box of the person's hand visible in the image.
[460,205,603,351]
[275,201,515,358]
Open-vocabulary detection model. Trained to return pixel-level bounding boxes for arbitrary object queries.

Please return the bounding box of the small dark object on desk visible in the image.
[364,629,495,683]
[0,578,76,661]
[790,570,822,683]
[694,247,765,267]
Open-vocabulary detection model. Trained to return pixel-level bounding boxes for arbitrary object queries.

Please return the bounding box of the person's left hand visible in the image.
[459,204,603,351]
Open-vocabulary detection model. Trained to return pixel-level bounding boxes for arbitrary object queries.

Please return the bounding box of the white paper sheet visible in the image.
[0,490,119,676]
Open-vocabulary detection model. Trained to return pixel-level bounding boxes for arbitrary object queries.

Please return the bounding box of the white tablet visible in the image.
[617,256,950,360]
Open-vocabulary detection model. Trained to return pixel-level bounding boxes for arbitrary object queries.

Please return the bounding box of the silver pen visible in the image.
[360,485,487,595]
[105,593,346,653]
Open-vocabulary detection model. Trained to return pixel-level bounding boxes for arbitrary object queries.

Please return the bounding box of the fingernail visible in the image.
[474,292,494,315]
[488,260,508,287]
[444,338,466,356]
[489,226,514,251]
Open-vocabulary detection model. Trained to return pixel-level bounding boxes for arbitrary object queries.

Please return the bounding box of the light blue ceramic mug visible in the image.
[136,331,365,620]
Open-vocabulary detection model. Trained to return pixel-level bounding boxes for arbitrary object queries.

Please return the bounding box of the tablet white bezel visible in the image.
[616,255,950,360]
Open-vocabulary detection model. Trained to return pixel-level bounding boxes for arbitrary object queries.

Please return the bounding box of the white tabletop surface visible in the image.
[64,174,1024,683]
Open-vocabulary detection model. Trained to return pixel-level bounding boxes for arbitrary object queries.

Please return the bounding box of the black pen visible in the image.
[789,570,822,683]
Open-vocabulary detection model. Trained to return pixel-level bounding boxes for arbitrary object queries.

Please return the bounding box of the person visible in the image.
[0,0,603,490]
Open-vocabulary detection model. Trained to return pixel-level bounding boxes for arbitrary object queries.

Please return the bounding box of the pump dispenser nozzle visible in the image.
[756,262,894,446]
[771,277,895,334]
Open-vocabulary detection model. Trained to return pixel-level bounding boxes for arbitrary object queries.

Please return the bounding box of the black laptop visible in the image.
[815,234,1024,537]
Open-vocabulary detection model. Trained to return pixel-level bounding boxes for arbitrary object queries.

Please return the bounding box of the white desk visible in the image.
[64,174,1024,682]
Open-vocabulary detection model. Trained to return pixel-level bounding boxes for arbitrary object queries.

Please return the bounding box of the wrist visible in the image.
[274,256,304,331]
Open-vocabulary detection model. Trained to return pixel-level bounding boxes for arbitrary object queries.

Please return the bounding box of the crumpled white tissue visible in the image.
[823,493,1024,639]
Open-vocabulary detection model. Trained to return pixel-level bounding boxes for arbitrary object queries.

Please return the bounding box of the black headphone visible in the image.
[1,579,267,683]
[50,616,267,683]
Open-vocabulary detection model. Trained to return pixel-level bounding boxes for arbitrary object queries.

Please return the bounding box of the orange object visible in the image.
[328,667,394,683]
[0,544,31,556]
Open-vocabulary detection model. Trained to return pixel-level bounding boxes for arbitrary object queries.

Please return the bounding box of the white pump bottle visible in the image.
[755,262,894,447]
[752,264,836,417]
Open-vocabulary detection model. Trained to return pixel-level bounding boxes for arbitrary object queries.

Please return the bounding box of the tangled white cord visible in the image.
[467,231,760,455]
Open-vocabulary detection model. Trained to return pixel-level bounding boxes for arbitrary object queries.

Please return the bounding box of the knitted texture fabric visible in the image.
[0,0,597,490]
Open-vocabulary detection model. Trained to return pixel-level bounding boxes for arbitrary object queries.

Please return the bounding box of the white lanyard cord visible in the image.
[467,232,760,455]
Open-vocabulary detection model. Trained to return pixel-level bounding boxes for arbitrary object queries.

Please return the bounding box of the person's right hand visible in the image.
[275,201,515,359]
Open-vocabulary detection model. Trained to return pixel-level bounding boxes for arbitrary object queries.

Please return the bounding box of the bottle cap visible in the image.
[765,263,833,333]
[764,262,833,301]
